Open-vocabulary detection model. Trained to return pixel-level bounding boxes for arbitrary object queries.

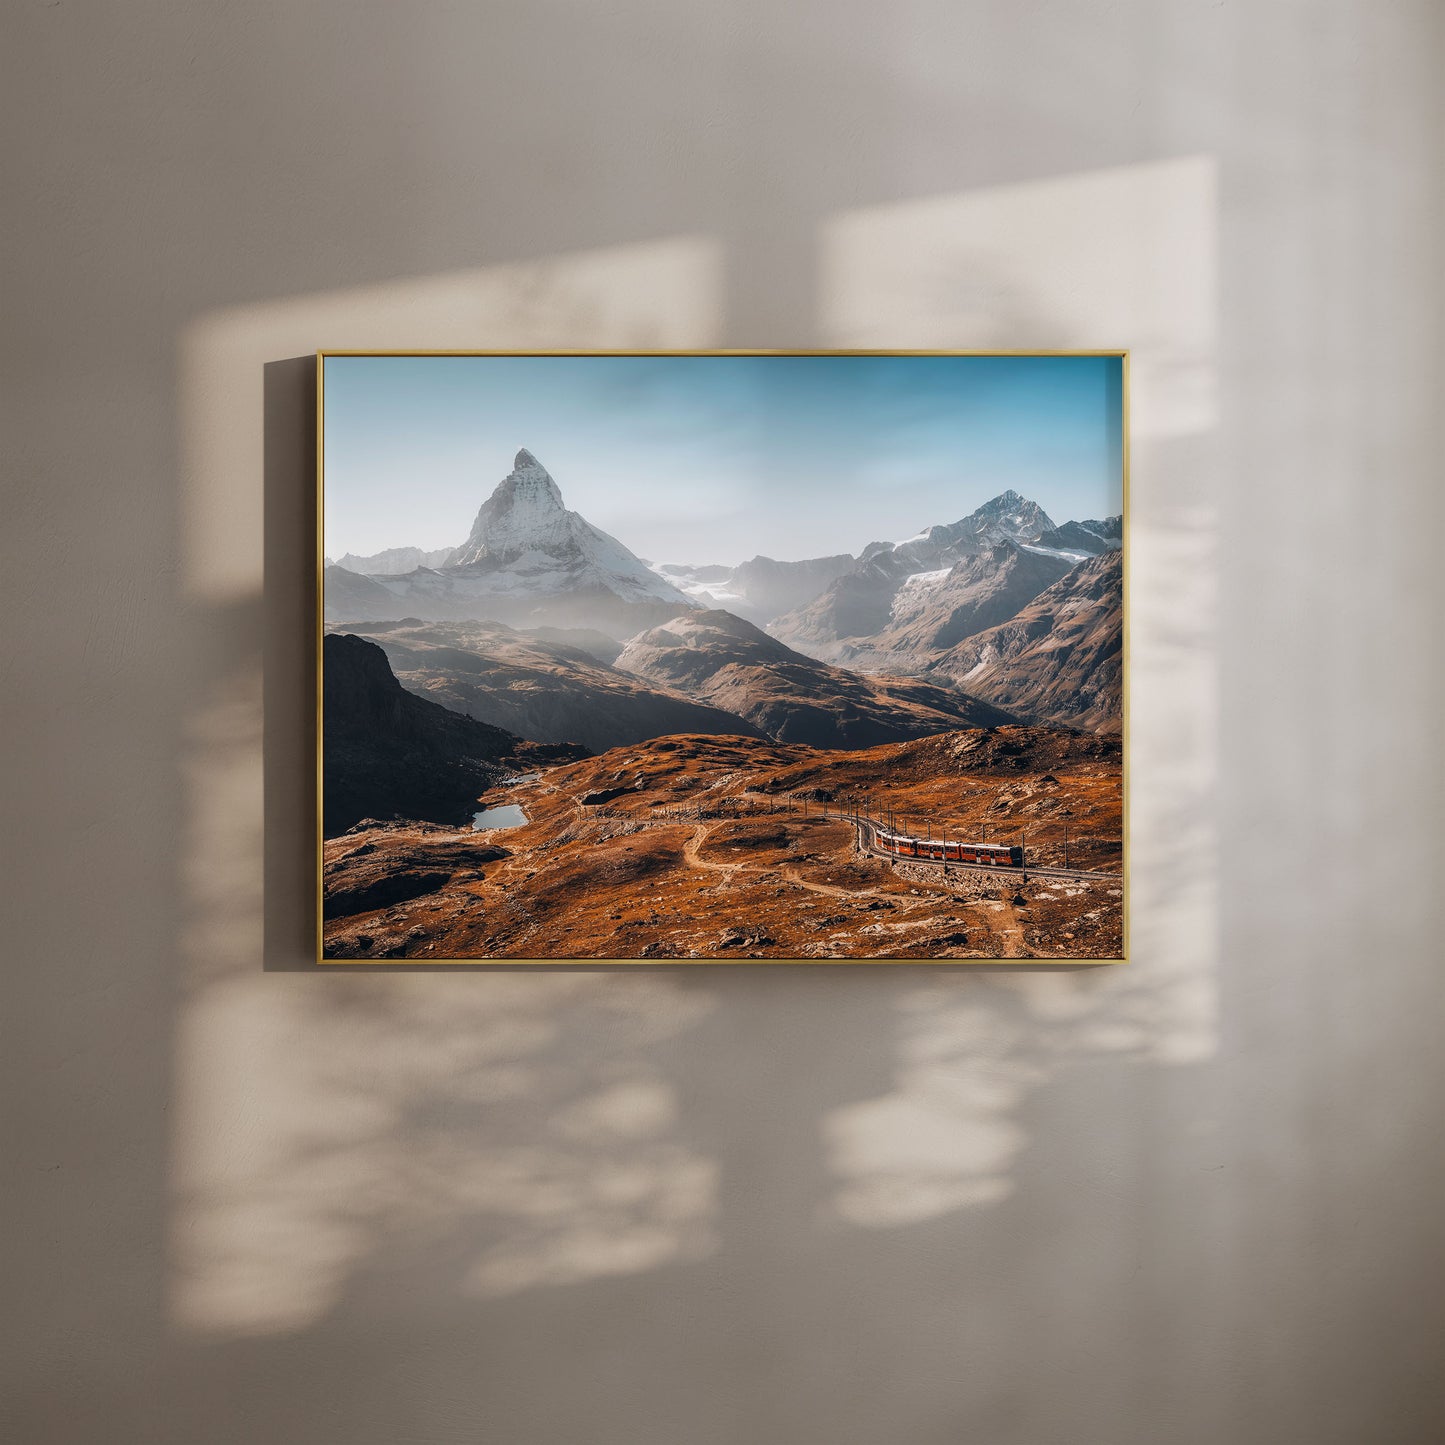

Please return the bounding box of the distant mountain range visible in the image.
[333,544,458,575]
[768,492,1116,659]
[654,552,856,626]
[774,537,1074,673]
[325,450,1122,735]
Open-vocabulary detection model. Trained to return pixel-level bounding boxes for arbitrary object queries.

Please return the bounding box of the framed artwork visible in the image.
[318,351,1126,963]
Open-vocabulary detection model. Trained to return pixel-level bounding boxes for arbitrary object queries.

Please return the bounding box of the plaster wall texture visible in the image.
[2,3,1441,1443]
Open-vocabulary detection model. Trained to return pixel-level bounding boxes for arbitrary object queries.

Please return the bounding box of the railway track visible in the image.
[853,822,1122,883]
[574,799,1122,885]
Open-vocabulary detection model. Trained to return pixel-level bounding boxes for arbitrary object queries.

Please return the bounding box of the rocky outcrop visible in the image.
[323,632,585,836]
[928,550,1123,731]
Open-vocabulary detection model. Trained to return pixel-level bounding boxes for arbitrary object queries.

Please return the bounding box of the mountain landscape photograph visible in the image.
[320,352,1126,961]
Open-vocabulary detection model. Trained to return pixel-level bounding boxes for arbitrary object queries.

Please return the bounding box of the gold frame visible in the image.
[316,349,1130,966]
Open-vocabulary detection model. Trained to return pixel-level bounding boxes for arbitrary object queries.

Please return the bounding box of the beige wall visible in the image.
[3,3,1442,1442]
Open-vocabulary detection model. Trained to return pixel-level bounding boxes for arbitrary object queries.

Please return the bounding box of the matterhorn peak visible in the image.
[330,446,694,626]
[501,448,565,507]
[513,446,548,474]
[447,448,571,567]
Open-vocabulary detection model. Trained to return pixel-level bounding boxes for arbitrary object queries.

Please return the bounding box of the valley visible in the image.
[322,728,1123,961]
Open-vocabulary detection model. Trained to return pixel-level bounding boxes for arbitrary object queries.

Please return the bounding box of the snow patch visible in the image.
[1022,544,1091,564]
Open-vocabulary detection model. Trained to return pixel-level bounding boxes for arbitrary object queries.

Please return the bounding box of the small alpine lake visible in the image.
[472,803,529,832]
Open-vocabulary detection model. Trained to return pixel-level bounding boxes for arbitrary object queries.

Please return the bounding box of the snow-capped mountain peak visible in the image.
[964,489,1056,537]
[452,449,571,564]
[873,490,1057,563]
[326,449,693,635]
[346,447,696,631]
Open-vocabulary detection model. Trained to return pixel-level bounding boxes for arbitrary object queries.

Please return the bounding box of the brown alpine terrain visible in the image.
[615,609,1016,748]
[321,727,1123,961]
[327,618,764,754]
[322,632,587,837]
[928,549,1124,731]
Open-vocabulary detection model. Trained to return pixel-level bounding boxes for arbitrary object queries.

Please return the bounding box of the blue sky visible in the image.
[323,354,1123,566]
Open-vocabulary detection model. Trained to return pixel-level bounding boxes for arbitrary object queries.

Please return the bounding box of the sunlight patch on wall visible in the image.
[178,236,724,602]
[172,240,723,1337]
[818,159,1219,1229]
[825,1036,1034,1226]
[171,972,719,1335]
[820,156,1217,441]
[462,1080,720,1298]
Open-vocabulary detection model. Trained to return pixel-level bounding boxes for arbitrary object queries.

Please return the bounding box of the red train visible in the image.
[872,827,1024,868]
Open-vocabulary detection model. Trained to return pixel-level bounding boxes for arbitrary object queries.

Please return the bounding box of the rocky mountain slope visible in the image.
[1032,520,1121,558]
[331,618,765,754]
[323,632,586,836]
[1079,514,1123,542]
[769,489,1060,657]
[815,539,1075,673]
[615,608,1015,749]
[927,549,1124,731]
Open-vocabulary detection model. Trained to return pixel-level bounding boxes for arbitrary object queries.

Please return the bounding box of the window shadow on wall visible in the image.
[139,154,1235,1445]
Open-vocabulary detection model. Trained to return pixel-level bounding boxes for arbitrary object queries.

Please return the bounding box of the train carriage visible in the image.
[872,826,1023,869]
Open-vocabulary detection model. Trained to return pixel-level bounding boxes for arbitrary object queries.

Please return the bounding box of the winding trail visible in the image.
[479,787,1106,960]
[681,822,734,877]
[682,820,929,911]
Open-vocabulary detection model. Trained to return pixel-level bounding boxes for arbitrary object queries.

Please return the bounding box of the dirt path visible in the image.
[779,863,900,903]
[993,894,1027,957]
[684,822,899,905]
[779,864,857,898]
[682,822,734,876]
